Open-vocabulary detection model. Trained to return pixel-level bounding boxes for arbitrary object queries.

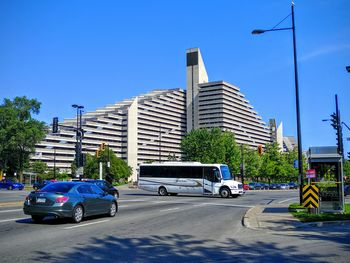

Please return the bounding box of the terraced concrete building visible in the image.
[32,48,271,181]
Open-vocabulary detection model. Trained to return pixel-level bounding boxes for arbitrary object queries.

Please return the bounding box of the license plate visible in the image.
[36,198,46,203]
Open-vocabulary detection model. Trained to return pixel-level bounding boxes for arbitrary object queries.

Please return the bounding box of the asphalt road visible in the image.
[0,188,349,262]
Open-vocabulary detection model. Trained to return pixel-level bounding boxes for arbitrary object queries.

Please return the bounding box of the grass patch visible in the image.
[289,203,350,222]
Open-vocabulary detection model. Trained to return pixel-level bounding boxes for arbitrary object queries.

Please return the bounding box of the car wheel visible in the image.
[72,205,84,223]
[158,186,168,196]
[109,202,118,217]
[220,187,230,198]
[31,215,44,223]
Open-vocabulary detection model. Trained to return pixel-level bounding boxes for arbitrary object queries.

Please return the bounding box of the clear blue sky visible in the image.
[1,0,349,154]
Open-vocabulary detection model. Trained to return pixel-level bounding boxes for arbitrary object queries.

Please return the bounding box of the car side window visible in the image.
[77,185,93,194]
[90,184,104,195]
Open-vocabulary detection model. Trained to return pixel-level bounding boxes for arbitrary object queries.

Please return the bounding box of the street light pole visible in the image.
[252,3,304,205]
[72,104,84,179]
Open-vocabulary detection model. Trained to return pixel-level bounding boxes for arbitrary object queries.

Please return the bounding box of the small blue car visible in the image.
[0,179,24,190]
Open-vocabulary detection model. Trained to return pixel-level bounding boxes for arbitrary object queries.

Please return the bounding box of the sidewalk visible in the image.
[243,204,350,231]
[243,204,303,231]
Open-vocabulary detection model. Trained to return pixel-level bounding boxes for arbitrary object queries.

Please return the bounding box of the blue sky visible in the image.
[1,0,349,154]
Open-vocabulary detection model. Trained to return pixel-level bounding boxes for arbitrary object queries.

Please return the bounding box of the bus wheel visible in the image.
[220,187,230,198]
[158,186,168,196]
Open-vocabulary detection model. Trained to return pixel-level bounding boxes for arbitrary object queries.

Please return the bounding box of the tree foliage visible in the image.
[0,97,46,182]
[83,148,132,183]
[181,129,304,183]
[181,128,240,174]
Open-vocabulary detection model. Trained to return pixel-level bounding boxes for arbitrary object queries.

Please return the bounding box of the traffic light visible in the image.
[96,148,101,158]
[52,117,58,133]
[257,145,263,155]
[101,143,106,151]
[81,153,86,166]
[330,113,338,130]
[347,152,350,161]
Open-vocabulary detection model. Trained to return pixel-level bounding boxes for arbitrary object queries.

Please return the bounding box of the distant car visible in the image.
[0,179,24,190]
[84,180,119,198]
[280,183,290,190]
[243,184,249,191]
[248,182,262,190]
[23,182,118,223]
[33,180,56,191]
[269,183,278,190]
[261,183,270,190]
[288,182,298,189]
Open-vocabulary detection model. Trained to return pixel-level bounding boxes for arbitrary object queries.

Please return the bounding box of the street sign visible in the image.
[306,169,316,178]
[302,185,319,208]
[293,160,298,169]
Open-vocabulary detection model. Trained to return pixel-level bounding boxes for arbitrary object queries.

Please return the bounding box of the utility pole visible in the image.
[240,144,245,184]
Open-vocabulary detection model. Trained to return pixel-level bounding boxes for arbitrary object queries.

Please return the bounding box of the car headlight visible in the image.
[230,185,238,189]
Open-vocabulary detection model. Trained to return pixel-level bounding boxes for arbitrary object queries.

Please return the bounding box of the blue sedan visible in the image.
[23,182,118,223]
[0,179,24,190]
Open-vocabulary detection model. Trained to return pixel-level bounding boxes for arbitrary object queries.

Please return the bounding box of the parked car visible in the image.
[0,179,24,190]
[288,182,298,189]
[243,184,249,191]
[269,183,279,190]
[84,180,119,198]
[33,180,56,191]
[248,182,262,190]
[261,183,270,190]
[23,182,118,223]
[280,183,290,190]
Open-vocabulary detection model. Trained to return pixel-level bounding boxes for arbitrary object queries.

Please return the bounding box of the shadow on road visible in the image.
[30,233,344,263]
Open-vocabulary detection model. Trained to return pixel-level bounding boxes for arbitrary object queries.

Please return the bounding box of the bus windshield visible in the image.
[220,166,232,180]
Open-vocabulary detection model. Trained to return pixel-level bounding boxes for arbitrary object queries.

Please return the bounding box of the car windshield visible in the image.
[220,165,232,180]
[41,183,75,193]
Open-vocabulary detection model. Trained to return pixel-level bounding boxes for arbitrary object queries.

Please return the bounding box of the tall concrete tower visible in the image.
[186,48,208,132]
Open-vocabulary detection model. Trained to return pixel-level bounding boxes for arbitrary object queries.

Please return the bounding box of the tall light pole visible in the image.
[252,3,304,205]
[72,104,84,179]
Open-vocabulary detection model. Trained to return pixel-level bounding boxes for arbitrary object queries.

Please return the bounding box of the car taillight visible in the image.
[55,196,69,203]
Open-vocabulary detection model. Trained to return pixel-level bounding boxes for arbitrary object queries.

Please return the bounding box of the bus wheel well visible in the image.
[158,186,168,196]
[219,186,231,198]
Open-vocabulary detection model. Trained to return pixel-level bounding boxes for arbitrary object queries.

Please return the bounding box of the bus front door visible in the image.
[203,167,219,196]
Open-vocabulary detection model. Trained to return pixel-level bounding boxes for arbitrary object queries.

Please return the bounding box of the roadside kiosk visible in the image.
[307,146,345,213]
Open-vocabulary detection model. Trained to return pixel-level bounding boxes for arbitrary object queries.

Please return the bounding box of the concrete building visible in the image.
[269,119,284,151]
[32,48,272,181]
[283,136,297,152]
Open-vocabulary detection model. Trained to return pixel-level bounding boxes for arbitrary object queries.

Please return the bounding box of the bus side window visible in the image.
[204,167,220,182]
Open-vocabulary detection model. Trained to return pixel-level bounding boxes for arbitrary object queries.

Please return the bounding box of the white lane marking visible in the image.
[200,203,254,208]
[278,197,297,204]
[160,207,180,212]
[120,199,147,202]
[119,205,127,208]
[0,209,22,213]
[64,219,110,230]
[0,217,29,223]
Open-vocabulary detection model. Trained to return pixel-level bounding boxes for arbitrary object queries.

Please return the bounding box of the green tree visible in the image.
[259,142,287,183]
[30,160,48,180]
[181,128,240,174]
[243,146,261,181]
[83,148,132,183]
[0,97,46,182]
[344,161,350,183]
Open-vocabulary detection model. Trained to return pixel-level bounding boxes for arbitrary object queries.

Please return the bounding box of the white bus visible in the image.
[138,162,243,198]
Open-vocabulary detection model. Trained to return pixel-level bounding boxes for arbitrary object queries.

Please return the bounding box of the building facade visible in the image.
[32,48,272,181]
